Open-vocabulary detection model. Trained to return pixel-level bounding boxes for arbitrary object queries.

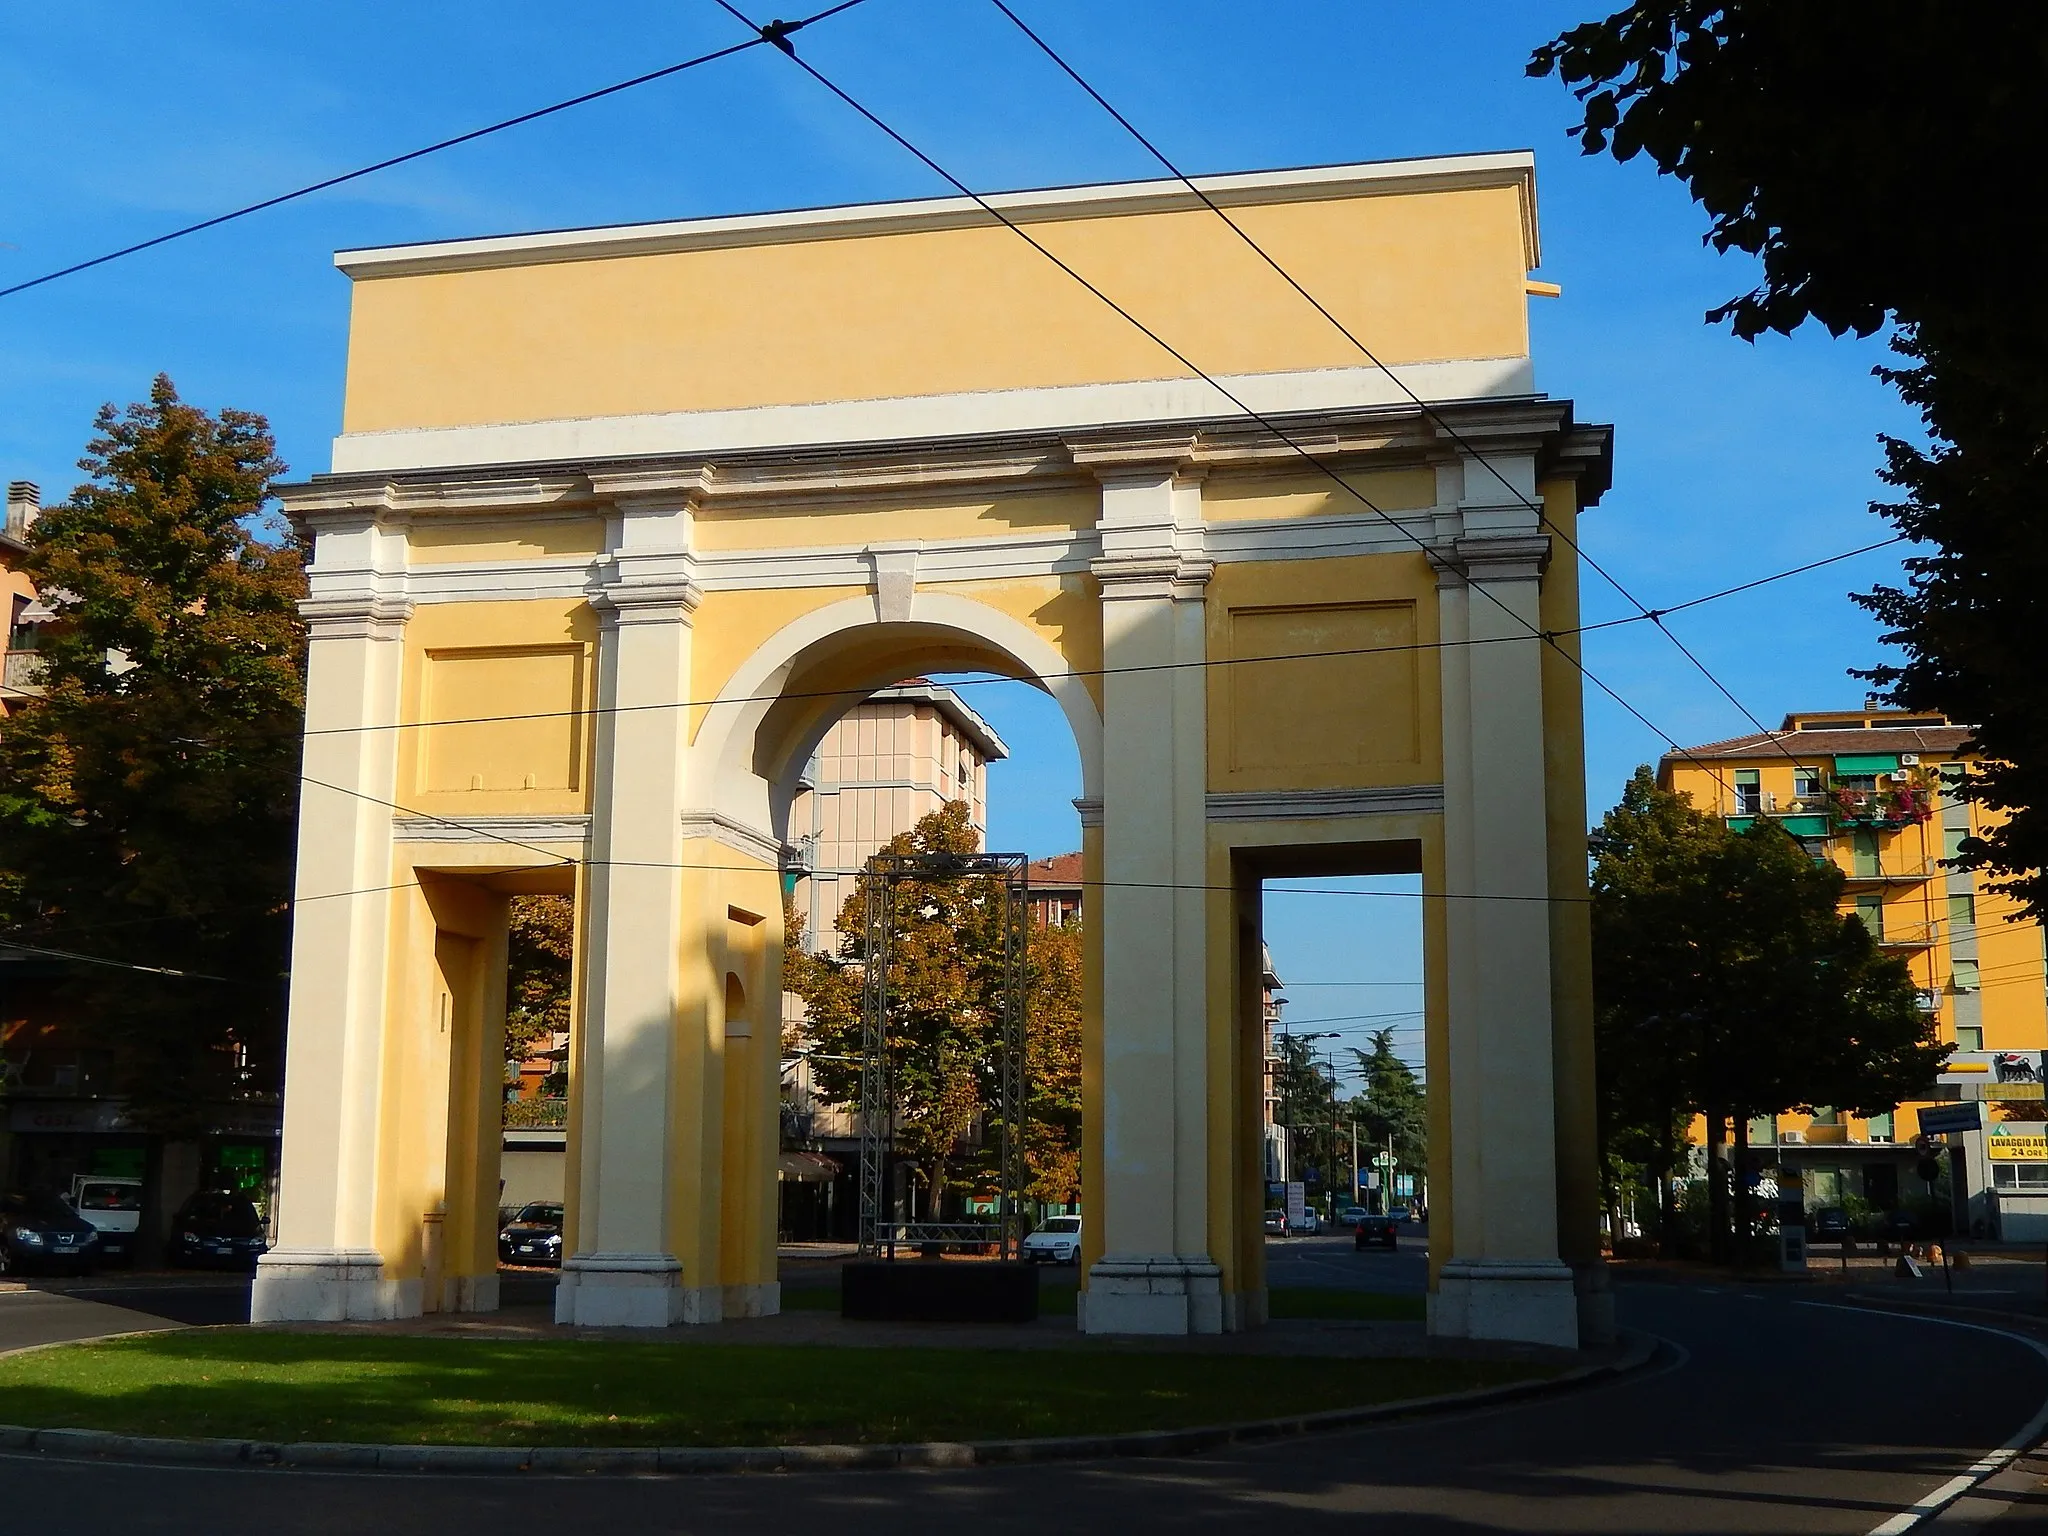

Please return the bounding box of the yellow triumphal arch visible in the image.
[256,152,1614,1345]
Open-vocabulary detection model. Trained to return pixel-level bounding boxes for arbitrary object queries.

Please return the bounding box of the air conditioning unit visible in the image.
[1901,753,1920,766]
[1779,1129,1805,1145]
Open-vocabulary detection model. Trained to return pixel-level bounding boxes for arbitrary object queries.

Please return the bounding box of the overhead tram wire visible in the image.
[0,0,871,301]
[705,2,1761,802]
[983,0,1824,784]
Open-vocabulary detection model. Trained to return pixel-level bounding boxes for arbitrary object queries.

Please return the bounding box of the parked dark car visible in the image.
[498,1202,564,1267]
[0,1191,101,1276]
[1809,1206,1851,1242]
[169,1191,269,1270]
[1354,1213,1399,1251]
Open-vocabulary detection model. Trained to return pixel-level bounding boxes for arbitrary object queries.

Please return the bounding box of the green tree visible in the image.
[1591,767,1947,1258]
[785,803,1077,1218]
[1531,5,2048,919]
[504,894,574,1093]
[1348,1027,1426,1197]
[1272,1032,1344,1207]
[0,376,304,1132]
[1022,913,1083,1207]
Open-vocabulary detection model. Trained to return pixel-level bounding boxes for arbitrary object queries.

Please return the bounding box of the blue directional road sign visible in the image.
[1918,1102,1983,1137]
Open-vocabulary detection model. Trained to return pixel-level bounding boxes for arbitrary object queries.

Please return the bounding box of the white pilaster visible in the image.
[555,497,703,1326]
[1430,527,1578,1349]
[1080,452,1222,1335]
[255,513,414,1323]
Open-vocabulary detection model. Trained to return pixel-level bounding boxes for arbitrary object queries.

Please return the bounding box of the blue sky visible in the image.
[1,2,1918,1082]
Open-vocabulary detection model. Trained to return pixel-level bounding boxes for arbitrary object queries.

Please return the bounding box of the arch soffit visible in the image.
[694,591,1102,836]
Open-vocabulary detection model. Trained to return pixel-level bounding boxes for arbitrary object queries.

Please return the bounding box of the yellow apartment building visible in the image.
[1661,707,2048,1238]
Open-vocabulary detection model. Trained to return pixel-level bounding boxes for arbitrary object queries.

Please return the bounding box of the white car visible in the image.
[1286,1209,1320,1236]
[69,1176,143,1265]
[1334,1205,1370,1228]
[1023,1215,1082,1264]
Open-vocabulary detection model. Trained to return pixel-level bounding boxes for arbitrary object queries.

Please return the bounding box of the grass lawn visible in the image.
[0,1332,1549,1447]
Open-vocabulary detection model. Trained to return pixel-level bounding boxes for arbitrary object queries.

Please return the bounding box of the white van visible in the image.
[69,1176,143,1264]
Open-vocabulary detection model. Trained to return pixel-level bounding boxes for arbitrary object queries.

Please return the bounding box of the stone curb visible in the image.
[0,1330,1658,1477]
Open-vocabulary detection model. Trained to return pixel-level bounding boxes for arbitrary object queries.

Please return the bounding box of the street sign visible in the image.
[1918,1103,1983,1137]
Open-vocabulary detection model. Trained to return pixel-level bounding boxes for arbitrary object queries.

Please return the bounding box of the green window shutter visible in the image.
[1835,753,1901,775]
[1954,957,1981,990]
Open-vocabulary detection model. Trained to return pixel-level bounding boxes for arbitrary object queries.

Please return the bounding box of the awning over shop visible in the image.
[777,1151,841,1183]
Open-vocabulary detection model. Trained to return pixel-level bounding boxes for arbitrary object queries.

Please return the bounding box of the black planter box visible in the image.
[840,1260,1039,1323]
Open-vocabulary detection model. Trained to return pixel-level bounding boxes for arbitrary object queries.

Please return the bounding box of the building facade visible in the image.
[3,481,45,714]
[787,679,1005,948]
[1661,708,2048,1237]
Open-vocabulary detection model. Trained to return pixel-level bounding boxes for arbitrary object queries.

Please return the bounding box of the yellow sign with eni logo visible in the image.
[1989,1135,2048,1161]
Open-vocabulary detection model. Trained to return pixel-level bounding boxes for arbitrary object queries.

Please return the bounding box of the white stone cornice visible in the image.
[1205,784,1446,822]
[592,577,702,625]
[1065,429,1203,480]
[392,814,591,847]
[299,593,414,641]
[328,360,1538,477]
[1452,532,1551,584]
[678,809,784,866]
[1090,550,1214,601]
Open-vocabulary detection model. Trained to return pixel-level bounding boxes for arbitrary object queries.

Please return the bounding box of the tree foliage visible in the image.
[1591,767,1946,1252]
[0,376,304,1132]
[1348,1027,1426,1179]
[783,803,1082,1214]
[1531,5,2048,918]
[504,894,574,1088]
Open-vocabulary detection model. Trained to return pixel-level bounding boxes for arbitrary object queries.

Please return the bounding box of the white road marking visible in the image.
[1791,1302,2048,1534]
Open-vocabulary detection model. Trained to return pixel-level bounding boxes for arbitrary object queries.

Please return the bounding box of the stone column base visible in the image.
[1573,1259,1616,1347]
[1429,1258,1580,1349]
[722,1281,781,1320]
[1079,1256,1224,1335]
[554,1253,689,1327]
[252,1247,411,1322]
[438,1272,501,1316]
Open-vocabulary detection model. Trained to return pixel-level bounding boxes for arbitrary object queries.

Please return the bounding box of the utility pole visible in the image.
[1349,1114,1359,1212]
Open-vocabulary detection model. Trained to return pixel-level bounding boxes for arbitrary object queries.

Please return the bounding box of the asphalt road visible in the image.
[4,1256,2048,1533]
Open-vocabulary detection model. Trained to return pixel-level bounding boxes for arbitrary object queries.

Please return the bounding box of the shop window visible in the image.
[1994,1163,2048,1189]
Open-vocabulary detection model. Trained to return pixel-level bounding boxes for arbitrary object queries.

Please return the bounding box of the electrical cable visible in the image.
[0,0,871,301]
[702,0,1780,805]
[982,0,1826,782]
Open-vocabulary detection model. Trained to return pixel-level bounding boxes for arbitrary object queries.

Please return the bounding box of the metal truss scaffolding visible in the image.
[857,850,1030,1260]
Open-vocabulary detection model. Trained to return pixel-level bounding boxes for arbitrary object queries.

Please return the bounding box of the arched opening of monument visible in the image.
[764,653,1086,1252]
